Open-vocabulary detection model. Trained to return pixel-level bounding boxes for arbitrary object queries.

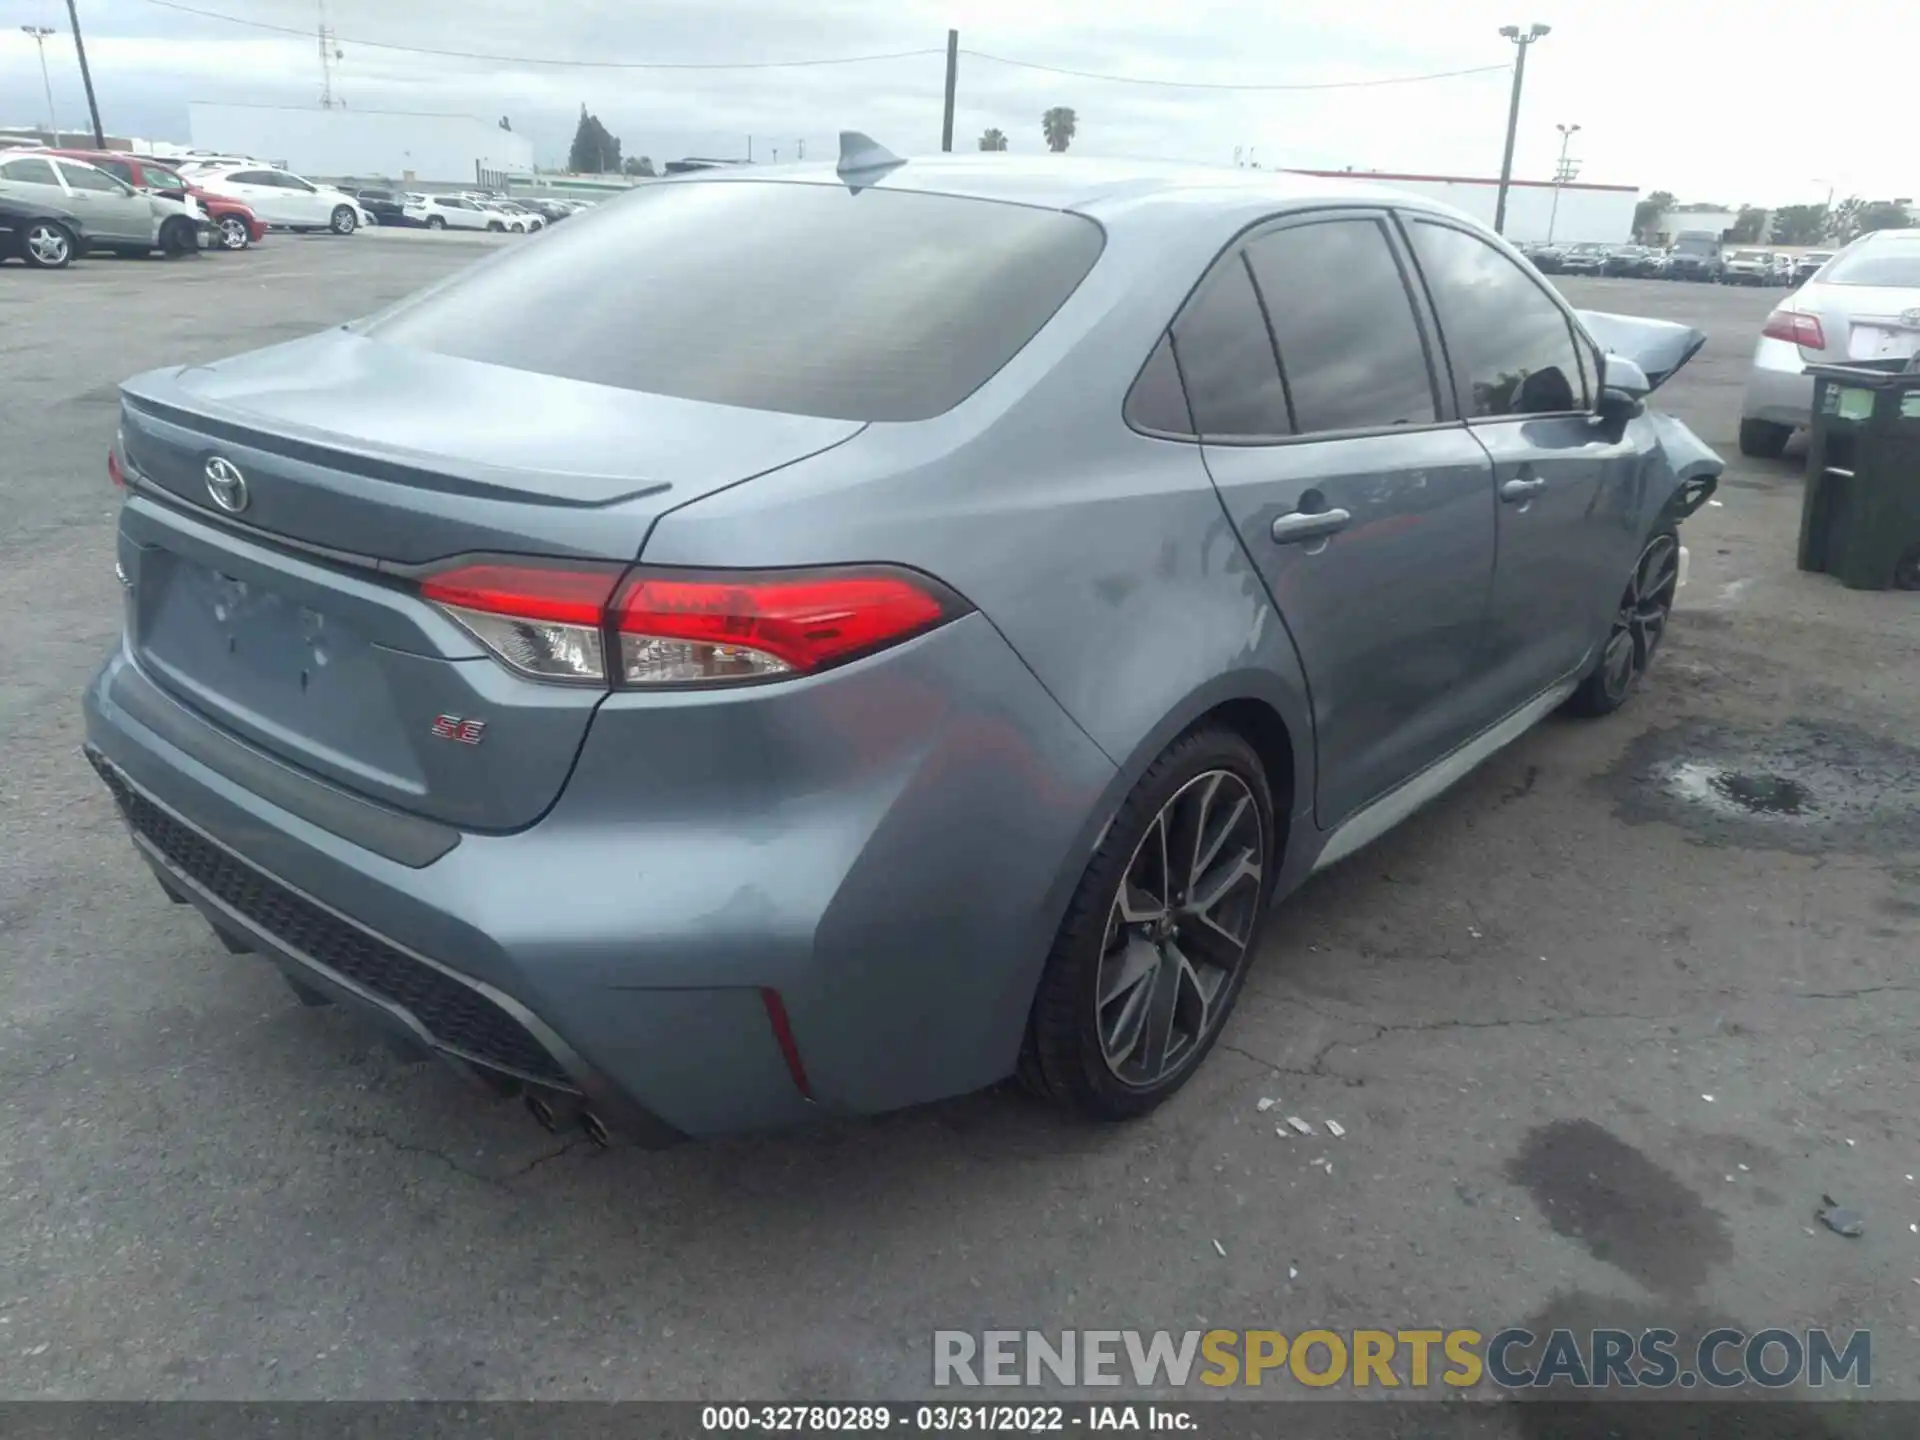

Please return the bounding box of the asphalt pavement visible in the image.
[2,232,1917,1418]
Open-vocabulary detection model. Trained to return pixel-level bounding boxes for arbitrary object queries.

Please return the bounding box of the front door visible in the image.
[52,159,152,245]
[1400,217,1644,712]
[1178,212,1500,827]
[223,171,291,225]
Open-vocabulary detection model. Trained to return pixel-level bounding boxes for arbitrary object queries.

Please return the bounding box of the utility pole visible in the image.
[317,0,340,107]
[20,26,57,138]
[1492,22,1551,235]
[796,139,805,161]
[1546,122,1580,244]
[941,29,958,152]
[64,0,105,147]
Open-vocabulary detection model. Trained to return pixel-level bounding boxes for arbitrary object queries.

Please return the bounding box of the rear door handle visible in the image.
[1270,508,1352,545]
[1500,477,1548,503]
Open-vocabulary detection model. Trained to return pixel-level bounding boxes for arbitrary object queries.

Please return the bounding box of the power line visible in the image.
[140,0,943,69]
[138,1,1510,89]
[959,50,1510,91]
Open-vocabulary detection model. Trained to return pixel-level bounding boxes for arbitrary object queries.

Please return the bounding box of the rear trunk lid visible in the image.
[1791,283,1920,364]
[115,329,864,832]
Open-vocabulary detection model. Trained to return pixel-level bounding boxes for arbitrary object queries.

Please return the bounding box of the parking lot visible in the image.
[3,231,1918,1412]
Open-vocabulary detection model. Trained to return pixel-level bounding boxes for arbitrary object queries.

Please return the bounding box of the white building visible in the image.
[1652,208,1740,244]
[1294,169,1640,245]
[187,102,534,184]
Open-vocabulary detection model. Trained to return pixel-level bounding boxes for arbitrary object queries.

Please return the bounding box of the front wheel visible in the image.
[20,219,75,268]
[426,215,446,230]
[1022,727,1275,1120]
[217,214,250,250]
[1738,417,1793,459]
[1566,527,1680,718]
[329,205,357,235]
[159,217,199,257]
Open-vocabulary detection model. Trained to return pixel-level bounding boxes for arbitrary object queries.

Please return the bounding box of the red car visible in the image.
[44,149,265,251]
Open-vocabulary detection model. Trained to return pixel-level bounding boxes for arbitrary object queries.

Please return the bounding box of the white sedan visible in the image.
[404,195,528,232]
[183,163,371,234]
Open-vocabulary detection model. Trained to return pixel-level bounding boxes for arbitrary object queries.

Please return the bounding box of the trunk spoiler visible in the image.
[1575,310,1707,393]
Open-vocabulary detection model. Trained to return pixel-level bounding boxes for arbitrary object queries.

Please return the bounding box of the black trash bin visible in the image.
[1797,357,1920,591]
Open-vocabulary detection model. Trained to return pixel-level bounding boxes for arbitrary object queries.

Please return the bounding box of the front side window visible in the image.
[1168,253,1292,440]
[0,157,60,185]
[94,158,136,184]
[367,180,1106,422]
[228,170,275,186]
[1406,219,1590,418]
[283,175,316,193]
[1244,218,1438,434]
[57,162,130,195]
[146,165,186,189]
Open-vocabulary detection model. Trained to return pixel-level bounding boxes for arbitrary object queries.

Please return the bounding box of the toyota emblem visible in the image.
[203,456,249,514]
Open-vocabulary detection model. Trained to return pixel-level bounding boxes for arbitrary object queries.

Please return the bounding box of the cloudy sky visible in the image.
[1,0,1910,206]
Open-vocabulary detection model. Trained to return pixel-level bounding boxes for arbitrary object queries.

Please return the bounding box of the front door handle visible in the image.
[1500,477,1548,504]
[1270,508,1352,545]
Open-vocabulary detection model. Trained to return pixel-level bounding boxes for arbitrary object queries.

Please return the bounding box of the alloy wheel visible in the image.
[1599,534,1678,701]
[330,207,356,234]
[1096,770,1264,1088]
[219,216,248,250]
[26,223,71,267]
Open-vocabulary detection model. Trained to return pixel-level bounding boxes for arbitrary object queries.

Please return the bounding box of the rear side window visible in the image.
[1821,236,1920,287]
[1406,220,1590,418]
[0,157,60,185]
[228,170,275,185]
[366,180,1106,423]
[1167,255,1292,439]
[1124,335,1192,435]
[1244,218,1439,434]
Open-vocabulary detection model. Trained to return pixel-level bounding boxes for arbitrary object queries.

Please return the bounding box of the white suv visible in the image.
[404,194,527,232]
[185,164,370,234]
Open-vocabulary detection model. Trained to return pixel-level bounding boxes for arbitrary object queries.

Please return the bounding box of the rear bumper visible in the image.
[82,613,1116,1138]
[1740,336,1814,427]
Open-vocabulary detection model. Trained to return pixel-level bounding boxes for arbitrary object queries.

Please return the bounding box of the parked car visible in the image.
[353,187,413,227]
[0,192,84,267]
[403,194,502,231]
[1791,250,1835,286]
[1738,228,1920,457]
[1604,245,1659,278]
[87,155,1721,1141]
[488,200,546,230]
[185,164,370,234]
[1527,243,1566,273]
[0,152,205,257]
[1720,249,1774,286]
[44,149,264,251]
[517,197,576,223]
[1665,231,1723,282]
[1557,242,1611,276]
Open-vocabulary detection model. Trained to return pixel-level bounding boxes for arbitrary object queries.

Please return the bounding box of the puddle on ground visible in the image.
[1605,719,1920,854]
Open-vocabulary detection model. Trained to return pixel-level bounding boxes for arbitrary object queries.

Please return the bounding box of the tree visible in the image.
[978,127,1008,152]
[622,155,656,177]
[1768,203,1827,246]
[1631,188,1674,239]
[1826,197,1862,241]
[1727,205,1768,243]
[1855,200,1912,235]
[1041,106,1077,153]
[568,106,622,174]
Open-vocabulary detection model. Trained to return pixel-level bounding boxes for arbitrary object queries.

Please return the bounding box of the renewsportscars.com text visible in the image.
[932,1328,1870,1391]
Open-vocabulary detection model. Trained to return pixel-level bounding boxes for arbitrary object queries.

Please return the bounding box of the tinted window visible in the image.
[228,170,276,185]
[1822,236,1920,287]
[146,165,186,189]
[1407,220,1589,418]
[94,158,135,184]
[1168,255,1291,439]
[1125,334,1193,435]
[1245,219,1438,434]
[360,189,393,201]
[0,157,60,185]
[367,181,1106,423]
[282,175,315,192]
[58,162,128,195]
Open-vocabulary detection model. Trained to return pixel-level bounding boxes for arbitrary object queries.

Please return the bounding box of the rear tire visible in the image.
[217,214,250,250]
[487,220,505,233]
[1566,525,1680,718]
[426,215,446,230]
[1738,418,1793,459]
[1021,726,1275,1120]
[20,219,75,268]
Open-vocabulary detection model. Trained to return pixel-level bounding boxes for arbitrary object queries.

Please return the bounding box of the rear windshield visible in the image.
[363,179,1106,422]
[1820,237,1920,288]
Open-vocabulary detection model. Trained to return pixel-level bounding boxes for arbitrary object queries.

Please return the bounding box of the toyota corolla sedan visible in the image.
[85,144,1720,1144]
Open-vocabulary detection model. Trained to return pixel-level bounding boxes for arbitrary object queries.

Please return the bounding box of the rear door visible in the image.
[0,155,72,215]
[54,159,152,245]
[221,170,288,224]
[1400,215,1640,714]
[1181,211,1500,827]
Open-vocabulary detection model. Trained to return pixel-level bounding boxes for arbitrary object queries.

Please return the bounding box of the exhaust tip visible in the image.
[524,1092,559,1133]
[581,1111,612,1150]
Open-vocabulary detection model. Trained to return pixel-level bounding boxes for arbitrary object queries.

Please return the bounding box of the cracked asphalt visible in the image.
[3,233,1917,1412]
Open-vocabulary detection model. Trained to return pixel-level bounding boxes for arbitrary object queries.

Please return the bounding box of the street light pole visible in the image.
[1546,121,1580,244]
[20,26,58,138]
[64,0,107,148]
[1493,22,1551,236]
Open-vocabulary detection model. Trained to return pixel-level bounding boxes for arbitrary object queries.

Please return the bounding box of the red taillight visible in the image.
[419,561,960,689]
[610,568,956,686]
[1762,309,1825,350]
[760,988,813,1099]
[420,562,622,684]
[107,448,125,490]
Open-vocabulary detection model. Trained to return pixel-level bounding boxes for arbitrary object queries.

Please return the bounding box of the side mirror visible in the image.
[1601,354,1652,399]
[1598,385,1646,424]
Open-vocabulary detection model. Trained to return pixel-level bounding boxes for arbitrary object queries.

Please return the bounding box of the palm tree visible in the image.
[1041,107,1077,153]
[978,128,1008,152]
